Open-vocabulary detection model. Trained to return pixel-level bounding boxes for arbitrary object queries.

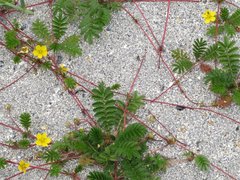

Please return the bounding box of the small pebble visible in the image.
[106,26,111,31]
[0,61,4,68]
[57,55,63,64]
[20,24,27,30]
[176,105,186,111]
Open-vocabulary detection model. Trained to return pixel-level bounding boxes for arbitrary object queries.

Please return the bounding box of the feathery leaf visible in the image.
[4,30,20,49]
[195,155,210,171]
[193,38,207,60]
[53,11,68,39]
[20,112,31,130]
[32,19,50,40]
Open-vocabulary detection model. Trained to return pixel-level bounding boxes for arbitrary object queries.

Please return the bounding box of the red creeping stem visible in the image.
[67,71,97,87]
[145,99,240,125]
[0,122,24,134]
[0,65,36,92]
[148,111,188,146]
[225,0,240,8]
[129,52,146,94]
[210,163,237,180]
[160,0,171,49]
[133,2,161,47]
[0,142,17,149]
[123,52,146,128]
[49,56,96,127]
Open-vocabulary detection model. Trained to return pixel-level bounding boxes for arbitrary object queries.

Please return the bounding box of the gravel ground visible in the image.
[0,0,240,179]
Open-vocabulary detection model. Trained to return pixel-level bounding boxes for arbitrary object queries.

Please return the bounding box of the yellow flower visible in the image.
[35,132,51,147]
[33,45,48,59]
[202,10,216,24]
[19,46,29,54]
[18,160,30,174]
[59,64,69,73]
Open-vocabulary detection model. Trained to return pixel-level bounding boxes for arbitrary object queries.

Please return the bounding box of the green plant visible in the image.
[4,30,20,49]
[194,155,210,171]
[53,0,121,44]
[19,112,31,131]
[207,8,240,37]
[193,38,207,60]
[0,158,7,169]
[172,35,240,106]
[171,49,193,74]
[32,83,168,179]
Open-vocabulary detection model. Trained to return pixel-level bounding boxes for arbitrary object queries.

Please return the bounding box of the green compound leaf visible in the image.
[53,11,68,39]
[18,139,30,149]
[228,9,240,28]
[171,49,193,74]
[172,59,193,74]
[74,165,83,173]
[171,48,189,61]
[4,30,20,49]
[114,141,140,160]
[233,90,240,106]
[122,160,150,180]
[217,37,240,77]
[58,35,82,57]
[64,77,77,89]
[88,127,103,146]
[220,7,229,22]
[206,25,224,37]
[43,150,61,162]
[32,19,50,40]
[203,43,219,61]
[13,55,21,64]
[0,158,7,169]
[195,155,210,171]
[53,0,77,22]
[224,23,236,37]
[204,69,234,95]
[127,91,144,113]
[88,171,113,180]
[79,0,111,44]
[41,61,52,70]
[117,123,147,142]
[110,83,121,90]
[20,112,31,130]
[145,154,168,173]
[92,83,123,131]
[193,38,207,60]
[50,164,62,177]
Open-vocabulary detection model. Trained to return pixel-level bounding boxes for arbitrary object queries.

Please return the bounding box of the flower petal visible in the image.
[210,17,216,22]
[42,51,48,57]
[205,19,210,24]
[41,46,47,51]
[33,50,38,56]
[210,11,216,16]
[37,54,43,59]
[35,45,41,50]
